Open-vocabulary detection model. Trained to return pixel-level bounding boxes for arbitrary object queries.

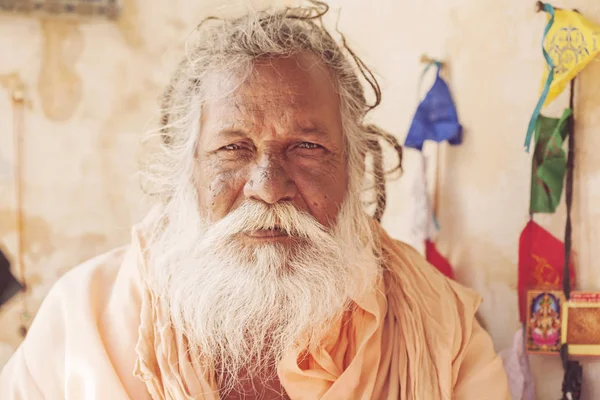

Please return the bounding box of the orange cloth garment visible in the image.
[0,215,509,399]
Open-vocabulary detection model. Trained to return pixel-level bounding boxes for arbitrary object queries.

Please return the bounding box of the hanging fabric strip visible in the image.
[416,60,442,102]
[517,220,575,323]
[432,144,441,231]
[524,2,556,152]
[563,79,575,299]
[410,152,438,247]
[560,76,582,400]
[539,7,600,107]
[529,109,572,214]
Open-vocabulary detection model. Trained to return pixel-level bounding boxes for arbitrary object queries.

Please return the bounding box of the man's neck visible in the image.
[220,371,289,400]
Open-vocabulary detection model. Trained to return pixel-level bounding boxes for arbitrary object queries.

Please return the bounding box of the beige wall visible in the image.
[1,0,600,398]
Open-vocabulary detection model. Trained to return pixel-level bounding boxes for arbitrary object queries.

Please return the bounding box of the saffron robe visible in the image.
[1,216,509,399]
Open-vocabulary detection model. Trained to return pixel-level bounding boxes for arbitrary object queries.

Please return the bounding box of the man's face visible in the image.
[196,53,348,232]
[153,53,379,382]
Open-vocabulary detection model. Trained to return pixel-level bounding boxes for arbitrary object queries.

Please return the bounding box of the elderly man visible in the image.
[1,4,509,400]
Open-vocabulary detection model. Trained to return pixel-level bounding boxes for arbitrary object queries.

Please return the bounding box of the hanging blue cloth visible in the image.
[404,64,462,151]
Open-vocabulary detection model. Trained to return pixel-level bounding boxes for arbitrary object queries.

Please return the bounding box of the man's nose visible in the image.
[243,155,298,204]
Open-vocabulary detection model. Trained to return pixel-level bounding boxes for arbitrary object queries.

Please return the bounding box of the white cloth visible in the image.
[499,327,535,400]
[411,152,438,247]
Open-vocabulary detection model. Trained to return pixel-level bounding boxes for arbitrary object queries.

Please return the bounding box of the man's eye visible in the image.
[296,142,321,149]
[222,144,242,151]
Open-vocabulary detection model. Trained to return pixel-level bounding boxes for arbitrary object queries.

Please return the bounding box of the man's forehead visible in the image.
[210,117,332,136]
[204,54,338,107]
[199,53,342,137]
[213,90,307,117]
[250,53,333,84]
[203,92,336,136]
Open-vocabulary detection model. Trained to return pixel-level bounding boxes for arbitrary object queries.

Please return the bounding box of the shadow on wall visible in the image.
[0,246,23,309]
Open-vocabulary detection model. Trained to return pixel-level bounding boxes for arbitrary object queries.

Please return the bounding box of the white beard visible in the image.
[147,185,380,389]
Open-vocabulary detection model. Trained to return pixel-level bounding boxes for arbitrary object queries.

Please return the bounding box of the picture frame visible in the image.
[526,290,565,355]
[561,292,600,356]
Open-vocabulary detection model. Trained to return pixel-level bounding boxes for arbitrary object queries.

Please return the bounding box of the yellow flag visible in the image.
[541,9,600,106]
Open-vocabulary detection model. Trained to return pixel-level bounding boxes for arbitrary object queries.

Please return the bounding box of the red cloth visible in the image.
[425,240,455,280]
[518,220,575,323]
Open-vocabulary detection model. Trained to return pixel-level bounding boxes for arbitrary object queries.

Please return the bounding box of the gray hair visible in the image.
[145,1,402,221]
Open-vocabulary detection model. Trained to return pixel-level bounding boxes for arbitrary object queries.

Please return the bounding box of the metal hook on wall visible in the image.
[419,54,445,67]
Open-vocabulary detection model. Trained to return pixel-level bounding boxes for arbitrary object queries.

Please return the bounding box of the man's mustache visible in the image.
[203,200,330,240]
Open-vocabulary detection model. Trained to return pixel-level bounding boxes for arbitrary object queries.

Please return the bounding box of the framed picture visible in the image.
[0,0,120,19]
[562,292,600,356]
[526,290,564,354]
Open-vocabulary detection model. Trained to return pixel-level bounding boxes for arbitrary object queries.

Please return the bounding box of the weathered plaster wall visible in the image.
[2,1,600,398]
[0,0,296,362]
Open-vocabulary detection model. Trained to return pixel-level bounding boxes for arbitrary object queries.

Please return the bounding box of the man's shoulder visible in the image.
[386,237,482,315]
[0,245,145,398]
[29,245,132,339]
[57,245,130,289]
[25,244,133,352]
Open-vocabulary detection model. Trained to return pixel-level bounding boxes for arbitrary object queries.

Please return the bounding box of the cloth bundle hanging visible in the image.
[524,5,588,395]
[517,220,575,323]
[425,240,454,280]
[520,4,600,398]
[405,59,461,280]
[529,109,571,214]
[518,103,575,330]
[524,2,600,152]
[539,7,600,108]
[405,62,462,151]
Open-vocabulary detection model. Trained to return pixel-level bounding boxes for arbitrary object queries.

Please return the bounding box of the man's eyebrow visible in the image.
[215,128,248,139]
[212,120,251,139]
[297,126,328,136]
[212,122,330,138]
[295,122,330,136]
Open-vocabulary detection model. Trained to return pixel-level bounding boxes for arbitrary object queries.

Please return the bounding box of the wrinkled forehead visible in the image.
[201,52,342,124]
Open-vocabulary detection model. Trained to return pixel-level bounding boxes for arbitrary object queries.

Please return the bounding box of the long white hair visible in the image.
[142,4,388,394]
